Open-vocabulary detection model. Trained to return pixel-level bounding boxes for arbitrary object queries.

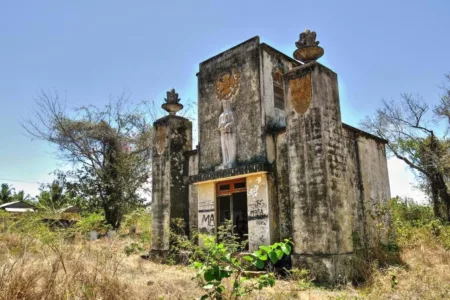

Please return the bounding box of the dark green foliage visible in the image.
[0,183,14,204]
[0,183,33,204]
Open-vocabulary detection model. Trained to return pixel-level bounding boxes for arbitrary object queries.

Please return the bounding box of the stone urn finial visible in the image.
[162,88,183,115]
[293,29,324,63]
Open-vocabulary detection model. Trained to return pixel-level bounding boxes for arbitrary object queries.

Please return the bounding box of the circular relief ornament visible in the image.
[216,69,240,101]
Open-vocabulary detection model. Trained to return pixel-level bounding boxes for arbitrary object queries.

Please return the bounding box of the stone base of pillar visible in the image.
[291,253,355,284]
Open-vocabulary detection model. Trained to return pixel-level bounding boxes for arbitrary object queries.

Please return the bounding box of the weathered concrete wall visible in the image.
[197,182,216,236]
[356,134,391,246]
[285,61,353,282]
[151,115,192,252]
[197,37,265,172]
[341,126,366,250]
[274,130,291,240]
[188,151,199,235]
[247,173,271,251]
[342,125,391,249]
[260,44,299,129]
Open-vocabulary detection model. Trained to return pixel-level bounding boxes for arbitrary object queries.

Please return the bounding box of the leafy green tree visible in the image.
[0,183,15,204]
[24,91,153,229]
[12,190,32,202]
[36,172,73,212]
[362,74,450,219]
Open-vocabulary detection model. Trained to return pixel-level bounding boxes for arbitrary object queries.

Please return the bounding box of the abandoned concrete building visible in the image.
[150,30,391,281]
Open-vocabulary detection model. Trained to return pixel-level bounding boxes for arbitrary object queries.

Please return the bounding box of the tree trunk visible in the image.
[430,181,442,219]
[436,175,450,221]
[428,173,450,221]
[104,204,122,230]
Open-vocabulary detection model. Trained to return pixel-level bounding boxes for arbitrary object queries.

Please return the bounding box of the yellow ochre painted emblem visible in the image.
[216,69,240,101]
[290,74,312,114]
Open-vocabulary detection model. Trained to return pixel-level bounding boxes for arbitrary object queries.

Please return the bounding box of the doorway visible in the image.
[216,178,248,244]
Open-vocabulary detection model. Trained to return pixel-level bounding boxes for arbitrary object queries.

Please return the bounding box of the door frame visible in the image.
[215,178,247,234]
[216,178,246,196]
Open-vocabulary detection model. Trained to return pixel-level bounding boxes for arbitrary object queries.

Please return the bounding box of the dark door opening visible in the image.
[232,192,248,241]
[216,179,248,246]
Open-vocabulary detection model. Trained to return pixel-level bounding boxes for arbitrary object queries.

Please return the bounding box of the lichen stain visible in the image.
[155,126,167,155]
[290,74,312,114]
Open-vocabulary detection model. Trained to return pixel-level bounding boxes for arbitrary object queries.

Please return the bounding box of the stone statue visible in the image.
[218,100,237,169]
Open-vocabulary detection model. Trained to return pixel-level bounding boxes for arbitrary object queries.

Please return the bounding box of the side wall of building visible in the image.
[342,125,391,249]
[342,126,367,250]
[357,133,391,246]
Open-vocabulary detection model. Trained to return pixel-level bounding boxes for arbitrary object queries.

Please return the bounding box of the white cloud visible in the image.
[387,157,428,204]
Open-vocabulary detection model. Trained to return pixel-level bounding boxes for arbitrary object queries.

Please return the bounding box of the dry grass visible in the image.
[356,246,450,300]
[0,234,202,300]
[1,230,450,299]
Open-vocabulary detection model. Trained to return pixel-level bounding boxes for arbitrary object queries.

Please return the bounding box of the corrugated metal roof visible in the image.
[0,201,20,208]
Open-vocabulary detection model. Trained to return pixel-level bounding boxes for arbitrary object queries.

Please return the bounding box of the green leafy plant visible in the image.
[190,236,292,299]
[242,239,292,270]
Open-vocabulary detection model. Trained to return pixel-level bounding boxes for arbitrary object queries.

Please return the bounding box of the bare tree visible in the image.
[24,91,154,228]
[361,75,450,220]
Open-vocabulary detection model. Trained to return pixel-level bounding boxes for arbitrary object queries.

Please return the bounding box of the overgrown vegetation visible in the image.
[392,196,450,250]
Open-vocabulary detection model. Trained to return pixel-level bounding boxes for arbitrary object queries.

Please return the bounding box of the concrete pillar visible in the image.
[247,173,271,251]
[284,61,353,282]
[150,90,192,255]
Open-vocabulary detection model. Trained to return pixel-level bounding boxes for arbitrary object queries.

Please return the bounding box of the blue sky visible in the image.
[0,0,449,199]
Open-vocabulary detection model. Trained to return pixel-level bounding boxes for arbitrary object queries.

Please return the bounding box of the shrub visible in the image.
[391,197,450,249]
[191,235,292,299]
[76,213,111,235]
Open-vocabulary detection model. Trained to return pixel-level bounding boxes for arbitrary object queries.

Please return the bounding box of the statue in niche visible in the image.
[218,100,237,169]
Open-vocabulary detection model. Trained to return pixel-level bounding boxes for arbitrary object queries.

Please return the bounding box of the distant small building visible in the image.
[59,205,81,214]
[0,201,35,213]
